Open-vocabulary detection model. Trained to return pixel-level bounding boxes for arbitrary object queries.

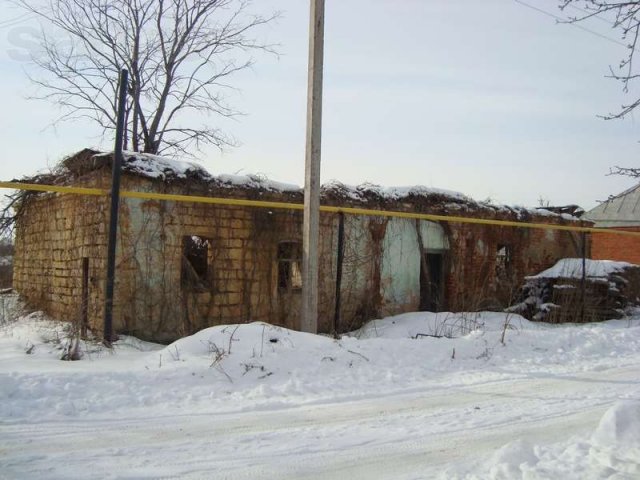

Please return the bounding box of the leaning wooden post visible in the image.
[301,0,325,334]
[333,212,345,334]
[581,231,587,323]
[81,257,89,338]
[103,68,128,345]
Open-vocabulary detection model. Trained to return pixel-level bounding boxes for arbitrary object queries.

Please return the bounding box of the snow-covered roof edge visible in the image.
[93,151,302,193]
[22,149,586,223]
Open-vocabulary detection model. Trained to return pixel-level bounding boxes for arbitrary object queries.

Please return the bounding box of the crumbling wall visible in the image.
[378,218,450,316]
[13,171,110,330]
[444,224,583,311]
[331,215,375,331]
[110,177,341,341]
[12,164,590,343]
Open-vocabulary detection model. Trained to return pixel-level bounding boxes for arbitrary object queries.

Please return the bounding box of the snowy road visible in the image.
[3,364,638,479]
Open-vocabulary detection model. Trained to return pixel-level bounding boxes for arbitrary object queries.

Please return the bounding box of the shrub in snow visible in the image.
[507,258,640,323]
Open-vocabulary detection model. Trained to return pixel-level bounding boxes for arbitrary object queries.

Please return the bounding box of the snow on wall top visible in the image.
[529,258,638,280]
[51,149,583,221]
[95,152,481,202]
[93,151,301,193]
[215,173,300,193]
[112,154,476,202]
[320,180,556,218]
[534,208,584,222]
[119,151,208,181]
[320,180,473,203]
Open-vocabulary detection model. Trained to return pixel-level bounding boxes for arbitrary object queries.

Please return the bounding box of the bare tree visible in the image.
[560,1,640,177]
[14,0,277,155]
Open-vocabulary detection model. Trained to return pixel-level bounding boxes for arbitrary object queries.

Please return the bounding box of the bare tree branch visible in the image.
[559,2,640,178]
[561,1,640,120]
[608,165,640,177]
[13,0,279,155]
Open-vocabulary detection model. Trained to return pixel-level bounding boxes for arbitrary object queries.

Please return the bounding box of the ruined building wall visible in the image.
[13,171,588,343]
[13,173,343,342]
[111,177,340,341]
[378,218,449,317]
[444,224,585,310]
[13,172,110,329]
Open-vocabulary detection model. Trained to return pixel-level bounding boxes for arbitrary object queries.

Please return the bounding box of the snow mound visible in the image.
[456,402,640,479]
[485,439,539,479]
[530,258,637,280]
[163,322,334,362]
[153,322,377,397]
[591,401,640,461]
[2,309,640,425]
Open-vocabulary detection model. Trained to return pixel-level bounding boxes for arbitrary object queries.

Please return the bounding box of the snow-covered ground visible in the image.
[1,301,639,479]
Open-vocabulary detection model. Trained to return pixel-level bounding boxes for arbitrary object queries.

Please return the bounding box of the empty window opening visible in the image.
[181,235,211,291]
[496,244,512,278]
[278,241,302,291]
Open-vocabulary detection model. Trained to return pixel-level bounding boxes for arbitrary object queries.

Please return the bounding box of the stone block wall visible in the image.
[13,170,589,343]
[14,172,110,330]
[110,177,341,341]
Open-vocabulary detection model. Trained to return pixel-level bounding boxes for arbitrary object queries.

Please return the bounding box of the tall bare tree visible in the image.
[561,1,640,176]
[15,0,277,155]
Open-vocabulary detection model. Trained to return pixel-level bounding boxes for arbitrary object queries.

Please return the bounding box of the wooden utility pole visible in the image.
[301,0,325,334]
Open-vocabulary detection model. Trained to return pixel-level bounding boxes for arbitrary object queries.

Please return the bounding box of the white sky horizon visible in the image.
[1,0,639,211]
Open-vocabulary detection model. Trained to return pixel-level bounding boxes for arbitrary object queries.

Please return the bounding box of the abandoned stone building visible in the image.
[12,149,589,342]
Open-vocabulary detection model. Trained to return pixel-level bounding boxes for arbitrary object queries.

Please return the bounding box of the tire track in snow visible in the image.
[1,365,639,479]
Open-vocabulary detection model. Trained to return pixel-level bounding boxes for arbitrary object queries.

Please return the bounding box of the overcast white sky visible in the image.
[0,0,639,210]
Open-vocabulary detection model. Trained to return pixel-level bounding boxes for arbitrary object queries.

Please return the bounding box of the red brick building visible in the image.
[584,185,640,264]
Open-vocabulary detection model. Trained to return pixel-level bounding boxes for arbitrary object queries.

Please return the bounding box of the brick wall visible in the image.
[445,224,584,310]
[591,227,640,264]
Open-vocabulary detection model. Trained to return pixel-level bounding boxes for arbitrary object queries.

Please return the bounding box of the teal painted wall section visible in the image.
[419,220,449,251]
[381,220,448,316]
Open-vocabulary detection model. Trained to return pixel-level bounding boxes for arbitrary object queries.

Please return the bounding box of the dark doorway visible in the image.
[420,252,444,312]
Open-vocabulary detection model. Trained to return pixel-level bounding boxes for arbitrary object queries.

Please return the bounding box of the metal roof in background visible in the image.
[584,184,640,227]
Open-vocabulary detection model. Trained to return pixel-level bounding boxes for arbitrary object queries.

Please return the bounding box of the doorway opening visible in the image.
[420,252,445,312]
